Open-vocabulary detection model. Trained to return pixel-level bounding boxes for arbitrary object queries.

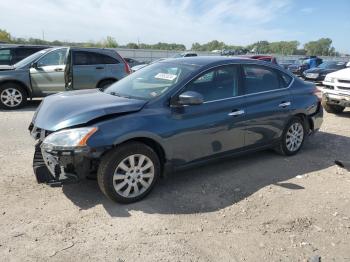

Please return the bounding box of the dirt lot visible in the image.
[0,101,349,262]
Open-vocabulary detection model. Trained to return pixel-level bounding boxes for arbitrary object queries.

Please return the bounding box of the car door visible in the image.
[30,48,68,95]
[72,50,107,90]
[241,64,293,147]
[168,65,247,164]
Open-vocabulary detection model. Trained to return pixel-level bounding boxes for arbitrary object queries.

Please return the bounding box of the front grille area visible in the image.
[338,79,350,84]
[337,86,350,91]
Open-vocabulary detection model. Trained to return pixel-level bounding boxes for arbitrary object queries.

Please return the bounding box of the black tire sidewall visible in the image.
[97,142,161,203]
[0,84,27,110]
[280,117,306,156]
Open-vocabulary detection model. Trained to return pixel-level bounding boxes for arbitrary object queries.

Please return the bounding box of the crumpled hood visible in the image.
[33,89,147,131]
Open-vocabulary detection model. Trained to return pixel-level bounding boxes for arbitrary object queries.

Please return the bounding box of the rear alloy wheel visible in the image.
[0,83,27,110]
[321,99,345,114]
[275,117,306,156]
[97,142,160,203]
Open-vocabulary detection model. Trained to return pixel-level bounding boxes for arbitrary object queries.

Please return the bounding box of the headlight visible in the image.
[324,77,335,83]
[41,127,98,151]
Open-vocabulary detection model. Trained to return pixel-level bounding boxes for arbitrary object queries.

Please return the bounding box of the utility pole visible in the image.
[42,30,45,41]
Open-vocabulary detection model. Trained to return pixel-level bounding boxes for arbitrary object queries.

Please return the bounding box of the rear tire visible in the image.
[0,83,27,110]
[97,142,161,203]
[275,117,306,156]
[321,99,345,114]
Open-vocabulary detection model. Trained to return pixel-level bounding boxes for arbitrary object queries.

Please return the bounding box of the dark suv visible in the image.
[0,45,49,66]
[29,57,323,203]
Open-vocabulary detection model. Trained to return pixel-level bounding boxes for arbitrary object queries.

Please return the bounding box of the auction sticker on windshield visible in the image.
[155,73,177,81]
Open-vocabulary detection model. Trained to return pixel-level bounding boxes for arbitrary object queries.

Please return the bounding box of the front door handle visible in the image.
[96,66,104,70]
[228,109,245,116]
[54,68,63,72]
[279,101,291,108]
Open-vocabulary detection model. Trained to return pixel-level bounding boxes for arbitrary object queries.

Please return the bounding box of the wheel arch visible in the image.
[293,113,312,132]
[96,78,118,89]
[0,80,32,97]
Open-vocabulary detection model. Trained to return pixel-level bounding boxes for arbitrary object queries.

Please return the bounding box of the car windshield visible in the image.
[104,62,198,100]
[13,49,50,68]
[317,61,345,69]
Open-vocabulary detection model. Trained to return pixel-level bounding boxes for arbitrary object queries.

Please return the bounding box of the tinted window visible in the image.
[0,49,12,63]
[280,72,293,87]
[243,65,281,94]
[73,51,119,65]
[37,48,67,66]
[185,65,240,102]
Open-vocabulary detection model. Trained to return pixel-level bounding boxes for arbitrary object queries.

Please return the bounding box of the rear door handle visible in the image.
[96,66,104,70]
[228,109,245,116]
[279,101,291,108]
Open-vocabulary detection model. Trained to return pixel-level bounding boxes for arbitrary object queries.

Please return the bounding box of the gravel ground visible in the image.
[0,101,349,262]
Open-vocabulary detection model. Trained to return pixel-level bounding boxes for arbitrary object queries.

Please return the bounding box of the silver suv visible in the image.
[0,47,130,109]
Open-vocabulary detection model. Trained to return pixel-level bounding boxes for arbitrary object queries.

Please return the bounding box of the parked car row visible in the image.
[0,47,131,109]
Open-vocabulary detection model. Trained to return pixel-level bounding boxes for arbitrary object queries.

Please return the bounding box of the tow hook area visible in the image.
[33,143,79,186]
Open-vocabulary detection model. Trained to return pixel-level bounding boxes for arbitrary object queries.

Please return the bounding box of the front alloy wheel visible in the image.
[0,84,27,109]
[113,154,155,198]
[97,142,160,203]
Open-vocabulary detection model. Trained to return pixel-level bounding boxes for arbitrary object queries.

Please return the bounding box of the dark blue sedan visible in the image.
[29,56,323,203]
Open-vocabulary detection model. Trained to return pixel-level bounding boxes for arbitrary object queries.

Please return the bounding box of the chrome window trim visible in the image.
[172,62,295,105]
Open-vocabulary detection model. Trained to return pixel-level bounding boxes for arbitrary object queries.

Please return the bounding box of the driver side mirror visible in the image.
[177,91,204,106]
[31,62,38,68]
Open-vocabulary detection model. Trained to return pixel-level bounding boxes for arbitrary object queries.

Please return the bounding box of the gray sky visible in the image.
[0,0,349,53]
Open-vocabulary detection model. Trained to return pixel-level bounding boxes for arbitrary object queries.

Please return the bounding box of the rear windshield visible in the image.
[104,62,198,100]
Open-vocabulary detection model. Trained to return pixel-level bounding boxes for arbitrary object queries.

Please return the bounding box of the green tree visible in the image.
[0,29,12,43]
[103,36,118,48]
[126,43,139,49]
[304,38,333,56]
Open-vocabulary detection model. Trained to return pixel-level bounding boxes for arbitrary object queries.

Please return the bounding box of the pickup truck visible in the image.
[0,47,130,109]
[322,63,350,114]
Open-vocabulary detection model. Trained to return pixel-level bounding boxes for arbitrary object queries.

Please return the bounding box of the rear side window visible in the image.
[280,72,293,87]
[243,65,282,94]
[73,51,120,65]
[185,65,240,102]
[0,49,12,63]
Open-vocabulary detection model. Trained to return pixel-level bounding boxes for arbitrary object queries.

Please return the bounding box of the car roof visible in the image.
[159,56,272,67]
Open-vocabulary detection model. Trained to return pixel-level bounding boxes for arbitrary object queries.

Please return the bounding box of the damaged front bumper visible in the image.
[33,142,95,186]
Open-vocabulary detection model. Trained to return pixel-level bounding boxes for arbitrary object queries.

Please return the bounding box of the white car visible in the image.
[322,62,350,114]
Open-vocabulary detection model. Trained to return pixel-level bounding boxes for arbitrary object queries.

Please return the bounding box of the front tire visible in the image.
[97,142,161,203]
[321,99,344,114]
[0,83,27,110]
[275,117,306,156]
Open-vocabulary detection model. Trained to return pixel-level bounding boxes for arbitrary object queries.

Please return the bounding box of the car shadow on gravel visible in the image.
[62,131,350,217]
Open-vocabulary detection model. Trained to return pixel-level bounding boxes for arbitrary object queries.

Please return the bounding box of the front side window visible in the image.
[184,65,240,102]
[243,65,282,94]
[104,62,197,100]
[37,48,67,67]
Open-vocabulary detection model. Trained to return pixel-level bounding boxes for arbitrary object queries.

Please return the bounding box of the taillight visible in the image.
[124,62,131,74]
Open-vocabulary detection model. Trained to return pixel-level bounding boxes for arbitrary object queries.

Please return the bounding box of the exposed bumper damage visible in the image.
[33,142,92,186]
